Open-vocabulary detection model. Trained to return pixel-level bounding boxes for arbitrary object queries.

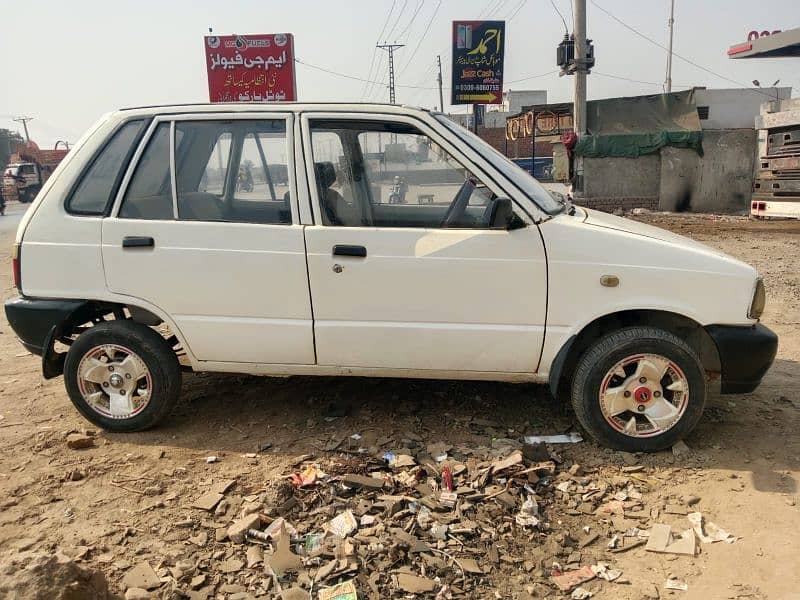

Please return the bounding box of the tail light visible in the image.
[12,243,21,292]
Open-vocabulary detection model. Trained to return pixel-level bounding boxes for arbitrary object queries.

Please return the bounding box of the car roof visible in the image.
[116,102,437,119]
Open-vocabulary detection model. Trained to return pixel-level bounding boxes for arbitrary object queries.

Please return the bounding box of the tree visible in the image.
[0,129,25,172]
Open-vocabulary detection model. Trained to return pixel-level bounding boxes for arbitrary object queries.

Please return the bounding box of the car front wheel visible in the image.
[64,320,181,432]
[570,326,706,452]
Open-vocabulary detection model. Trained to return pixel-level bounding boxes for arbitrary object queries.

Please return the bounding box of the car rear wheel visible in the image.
[570,326,706,452]
[64,320,181,432]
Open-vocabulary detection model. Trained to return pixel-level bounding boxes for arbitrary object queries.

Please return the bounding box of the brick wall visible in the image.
[574,196,660,213]
[475,126,552,158]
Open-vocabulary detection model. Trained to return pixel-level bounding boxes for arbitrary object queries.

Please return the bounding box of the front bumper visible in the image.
[705,323,778,394]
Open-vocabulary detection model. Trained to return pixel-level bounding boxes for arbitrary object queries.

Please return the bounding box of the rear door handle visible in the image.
[122,236,155,249]
[333,245,367,258]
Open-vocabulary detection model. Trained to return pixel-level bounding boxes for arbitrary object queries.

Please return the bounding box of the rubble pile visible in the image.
[102,432,736,599]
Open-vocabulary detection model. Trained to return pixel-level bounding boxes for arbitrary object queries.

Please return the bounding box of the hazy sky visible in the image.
[1,0,798,146]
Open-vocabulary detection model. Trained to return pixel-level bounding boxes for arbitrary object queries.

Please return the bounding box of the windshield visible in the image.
[435,114,563,215]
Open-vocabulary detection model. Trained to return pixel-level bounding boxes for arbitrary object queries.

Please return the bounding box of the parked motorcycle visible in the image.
[388,175,408,204]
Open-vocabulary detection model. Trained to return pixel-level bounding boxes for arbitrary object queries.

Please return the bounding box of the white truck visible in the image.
[4,103,777,452]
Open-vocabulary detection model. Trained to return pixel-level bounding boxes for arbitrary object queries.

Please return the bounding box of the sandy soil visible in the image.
[0,212,798,600]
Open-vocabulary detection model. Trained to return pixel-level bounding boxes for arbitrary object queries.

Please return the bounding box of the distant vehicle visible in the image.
[3,162,43,203]
[4,103,777,452]
[751,97,800,219]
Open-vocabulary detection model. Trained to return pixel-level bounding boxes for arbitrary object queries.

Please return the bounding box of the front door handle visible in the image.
[332,245,367,258]
[122,236,155,249]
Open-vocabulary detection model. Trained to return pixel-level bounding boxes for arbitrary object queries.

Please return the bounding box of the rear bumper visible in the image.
[705,323,778,394]
[5,296,95,379]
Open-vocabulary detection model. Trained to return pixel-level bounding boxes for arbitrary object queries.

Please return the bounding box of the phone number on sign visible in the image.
[455,84,501,92]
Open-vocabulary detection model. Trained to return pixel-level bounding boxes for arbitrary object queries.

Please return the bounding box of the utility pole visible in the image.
[573,0,587,136]
[436,55,444,112]
[665,0,675,93]
[377,44,405,104]
[13,116,33,143]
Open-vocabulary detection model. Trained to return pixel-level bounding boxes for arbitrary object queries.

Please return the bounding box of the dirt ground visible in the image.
[1,212,799,600]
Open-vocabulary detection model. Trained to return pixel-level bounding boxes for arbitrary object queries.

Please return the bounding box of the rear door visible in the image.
[102,113,315,365]
[300,113,547,374]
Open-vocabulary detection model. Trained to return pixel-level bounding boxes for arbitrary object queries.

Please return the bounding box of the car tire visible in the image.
[64,320,181,432]
[570,326,706,452]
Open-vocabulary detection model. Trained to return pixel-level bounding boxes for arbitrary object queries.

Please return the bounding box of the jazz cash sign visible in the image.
[451,21,505,105]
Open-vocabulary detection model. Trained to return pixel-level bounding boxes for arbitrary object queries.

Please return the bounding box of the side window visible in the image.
[176,120,291,224]
[310,130,361,226]
[67,119,144,215]
[310,121,509,229]
[199,132,231,196]
[119,123,173,220]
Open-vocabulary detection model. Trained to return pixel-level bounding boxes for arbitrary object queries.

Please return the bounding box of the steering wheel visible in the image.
[440,178,476,228]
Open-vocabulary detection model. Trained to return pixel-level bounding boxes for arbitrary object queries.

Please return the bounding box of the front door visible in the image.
[102,114,315,365]
[301,115,547,374]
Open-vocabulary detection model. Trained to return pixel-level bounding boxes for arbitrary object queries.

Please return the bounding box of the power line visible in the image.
[549,0,568,33]
[507,0,528,21]
[589,0,778,100]
[506,70,559,84]
[592,71,691,88]
[361,0,398,100]
[385,0,409,41]
[400,0,442,74]
[295,57,444,90]
[397,0,425,40]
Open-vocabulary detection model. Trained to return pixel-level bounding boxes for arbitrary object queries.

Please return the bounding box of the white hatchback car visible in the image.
[5,103,777,451]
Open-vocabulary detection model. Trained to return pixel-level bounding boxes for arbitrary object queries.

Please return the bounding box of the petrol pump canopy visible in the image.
[728,28,800,59]
[575,89,703,158]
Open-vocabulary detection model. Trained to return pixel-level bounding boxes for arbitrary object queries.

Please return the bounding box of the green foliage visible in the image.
[0,129,25,171]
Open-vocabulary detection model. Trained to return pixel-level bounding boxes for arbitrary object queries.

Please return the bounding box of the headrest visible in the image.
[315,162,336,188]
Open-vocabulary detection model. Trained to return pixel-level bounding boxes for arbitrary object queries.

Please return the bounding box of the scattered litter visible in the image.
[645,524,697,555]
[326,510,358,538]
[552,565,596,591]
[515,496,540,528]
[268,523,303,576]
[524,432,583,444]
[318,580,358,600]
[205,455,219,463]
[290,464,323,487]
[591,562,622,582]
[571,587,593,599]
[665,578,689,591]
[688,512,735,543]
[395,572,437,593]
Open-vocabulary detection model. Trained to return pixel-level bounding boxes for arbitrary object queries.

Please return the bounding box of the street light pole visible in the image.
[436,55,444,112]
[573,0,587,136]
[665,0,675,93]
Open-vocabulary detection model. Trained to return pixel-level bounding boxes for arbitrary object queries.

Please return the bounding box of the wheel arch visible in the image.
[39,298,193,378]
[549,309,721,400]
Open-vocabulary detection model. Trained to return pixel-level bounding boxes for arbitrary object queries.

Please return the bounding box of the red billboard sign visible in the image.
[204,34,296,103]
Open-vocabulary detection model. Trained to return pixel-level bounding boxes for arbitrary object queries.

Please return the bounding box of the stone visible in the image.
[125,588,152,600]
[66,433,95,450]
[227,513,261,543]
[122,561,160,591]
[192,492,224,511]
[0,552,112,599]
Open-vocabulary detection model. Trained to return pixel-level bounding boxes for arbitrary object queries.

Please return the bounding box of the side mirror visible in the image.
[489,197,527,230]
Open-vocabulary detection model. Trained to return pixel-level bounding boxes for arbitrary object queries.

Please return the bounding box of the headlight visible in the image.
[748,278,765,319]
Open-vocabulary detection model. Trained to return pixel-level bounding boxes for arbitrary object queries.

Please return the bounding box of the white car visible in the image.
[4,103,777,451]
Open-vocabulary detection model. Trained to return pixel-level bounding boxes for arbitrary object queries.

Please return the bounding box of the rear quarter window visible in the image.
[66,119,146,215]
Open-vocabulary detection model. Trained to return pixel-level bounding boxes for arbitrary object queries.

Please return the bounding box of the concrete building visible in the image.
[577,87,790,214]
